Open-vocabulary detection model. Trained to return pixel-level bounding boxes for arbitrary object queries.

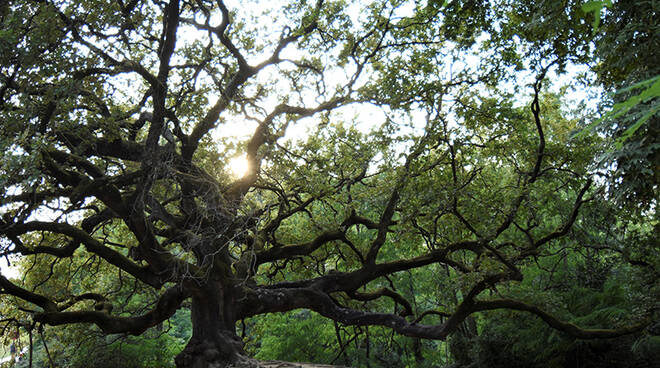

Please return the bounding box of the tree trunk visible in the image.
[175,281,245,368]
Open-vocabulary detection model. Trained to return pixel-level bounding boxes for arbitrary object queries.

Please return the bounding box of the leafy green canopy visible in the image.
[0,0,656,367]
[586,0,659,207]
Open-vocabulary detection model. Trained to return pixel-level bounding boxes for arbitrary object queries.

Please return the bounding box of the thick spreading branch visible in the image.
[472,299,650,339]
[33,285,188,335]
[0,221,165,287]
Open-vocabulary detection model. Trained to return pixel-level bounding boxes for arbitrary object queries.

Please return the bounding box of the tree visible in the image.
[0,1,653,367]
[591,0,660,208]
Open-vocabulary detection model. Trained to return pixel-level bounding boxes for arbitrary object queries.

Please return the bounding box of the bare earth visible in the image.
[229,358,350,368]
[260,362,349,368]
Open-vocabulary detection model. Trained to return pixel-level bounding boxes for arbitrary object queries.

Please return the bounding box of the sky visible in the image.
[0,258,18,279]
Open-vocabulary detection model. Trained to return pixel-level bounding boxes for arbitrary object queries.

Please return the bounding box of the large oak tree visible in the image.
[0,1,654,367]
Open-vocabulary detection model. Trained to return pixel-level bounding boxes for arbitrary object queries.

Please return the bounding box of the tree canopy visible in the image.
[0,0,657,367]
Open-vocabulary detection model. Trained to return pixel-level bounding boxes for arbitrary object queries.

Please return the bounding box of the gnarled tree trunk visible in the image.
[175,281,244,368]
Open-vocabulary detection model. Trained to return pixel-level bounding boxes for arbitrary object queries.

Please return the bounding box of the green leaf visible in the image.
[581,0,612,30]
[616,75,660,94]
[615,102,660,149]
[573,74,660,143]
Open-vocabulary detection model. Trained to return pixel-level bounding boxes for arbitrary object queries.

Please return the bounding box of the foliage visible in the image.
[576,75,660,148]
[446,193,660,367]
[588,0,660,207]
[247,311,337,363]
[12,329,182,368]
[0,0,657,367]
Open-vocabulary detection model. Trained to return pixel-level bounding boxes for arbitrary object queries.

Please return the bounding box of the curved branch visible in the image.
[239,287,648,343]
[529,69,547,184]
[533,179,592,248]
[215,0,250,70]
[225,98,346,199]
[0,274,58,313]
[185,2,326,161]
[472,299,649,339]
[262,241,478,293]
[347,288,413,316]
[239,287,453,340]
[0,221,164,287]
[34,285,188,335]
[57,293,106,311]
[365,132,433,264]
[255,230,344,265]
[490,68,554,239]
[413,310,451,323]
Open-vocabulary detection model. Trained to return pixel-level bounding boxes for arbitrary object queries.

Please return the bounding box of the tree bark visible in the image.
[175,281,244,368]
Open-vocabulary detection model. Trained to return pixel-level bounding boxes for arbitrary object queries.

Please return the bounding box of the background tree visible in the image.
[592,0,659,208]
[0,1,655,367]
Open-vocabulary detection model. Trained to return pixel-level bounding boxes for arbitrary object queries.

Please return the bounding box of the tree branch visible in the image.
[0,221,165,287]
[34,285,188,335]
[472,298,650,339]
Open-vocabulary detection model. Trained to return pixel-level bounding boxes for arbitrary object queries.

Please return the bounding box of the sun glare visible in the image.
[228,156,249,178]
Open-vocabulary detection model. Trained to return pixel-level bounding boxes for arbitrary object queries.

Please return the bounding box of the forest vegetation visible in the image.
[0,0,658,367]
